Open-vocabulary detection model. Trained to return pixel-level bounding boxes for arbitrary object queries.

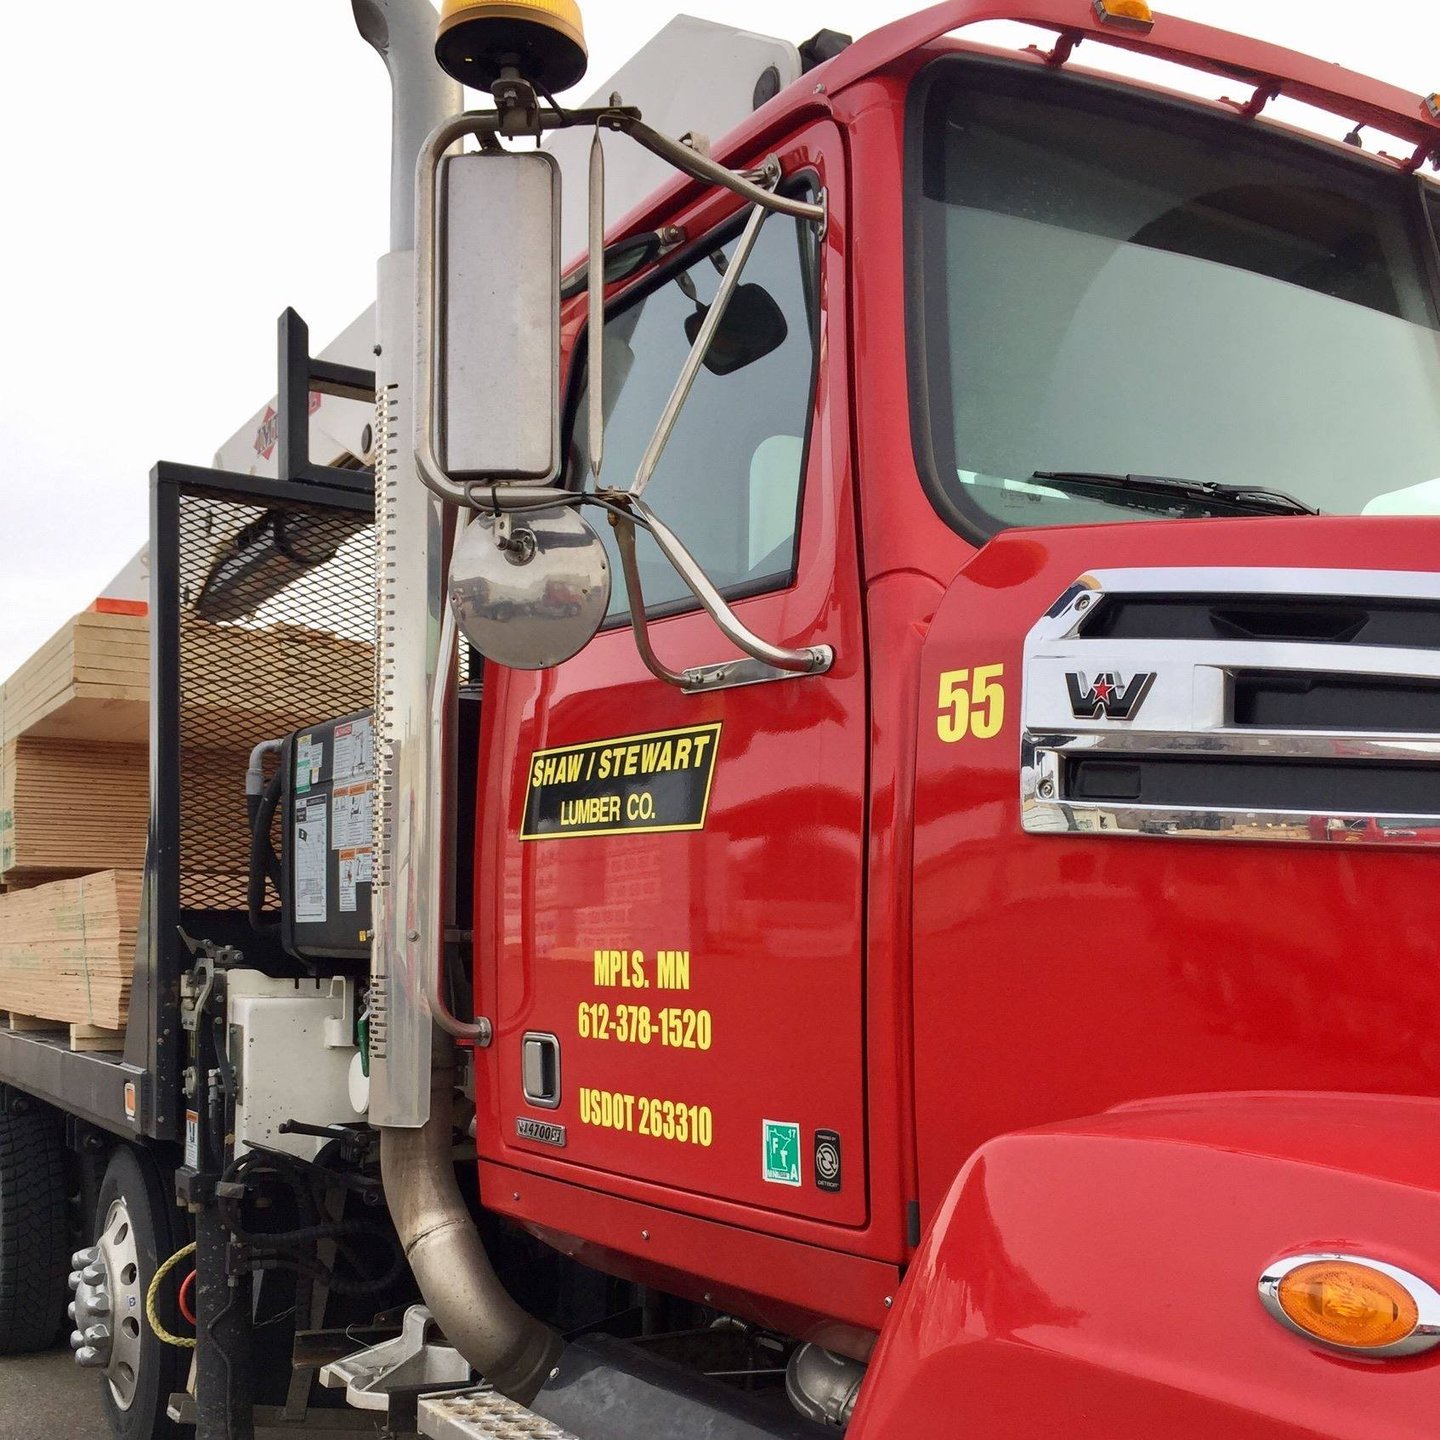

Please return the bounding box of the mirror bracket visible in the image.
[679,655,832,695]
[610,500,833,693]
[628,194,772,498]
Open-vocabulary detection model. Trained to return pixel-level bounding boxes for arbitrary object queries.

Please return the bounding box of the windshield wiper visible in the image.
[1031,470,1321,517]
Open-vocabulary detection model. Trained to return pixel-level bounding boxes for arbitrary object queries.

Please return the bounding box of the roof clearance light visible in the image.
[1259,1255,1440,1357]
[1427,93,1440,120]
[1092,0,1155,32]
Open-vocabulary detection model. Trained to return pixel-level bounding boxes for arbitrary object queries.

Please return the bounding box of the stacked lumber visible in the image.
[0,605,375,1040]
[0,611,148,746]
[0,737,149,882]
[0,871,140,1033]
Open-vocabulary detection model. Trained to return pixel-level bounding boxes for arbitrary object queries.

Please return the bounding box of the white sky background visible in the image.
[0,0,1437,678]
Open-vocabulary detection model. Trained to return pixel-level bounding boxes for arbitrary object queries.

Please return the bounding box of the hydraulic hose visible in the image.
[246,766,283,938]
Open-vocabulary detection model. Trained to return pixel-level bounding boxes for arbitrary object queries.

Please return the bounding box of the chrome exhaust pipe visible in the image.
[382,1037,564,1402]
[350,0,459,250]
[354,0,564,1400]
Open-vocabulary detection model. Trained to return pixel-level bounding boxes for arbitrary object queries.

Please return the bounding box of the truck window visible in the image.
[907,60,1440,534]
[566,207,819,619]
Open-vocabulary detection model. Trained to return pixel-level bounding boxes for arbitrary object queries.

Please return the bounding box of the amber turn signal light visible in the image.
[1092,0,1155,32]
[1259,1254,1440,1358]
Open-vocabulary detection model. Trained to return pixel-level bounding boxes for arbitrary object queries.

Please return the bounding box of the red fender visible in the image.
[850,1093,1440,1439]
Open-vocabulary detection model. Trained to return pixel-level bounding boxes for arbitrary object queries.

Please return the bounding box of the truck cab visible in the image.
[3,4,1439,1439]
[461,5,1440,1432]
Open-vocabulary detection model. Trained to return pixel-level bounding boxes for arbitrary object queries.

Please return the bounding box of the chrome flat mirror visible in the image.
[435,150,561,482]
[448,507,611,669]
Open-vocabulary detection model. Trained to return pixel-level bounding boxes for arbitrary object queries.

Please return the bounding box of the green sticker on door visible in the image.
[762,1119,801,1187]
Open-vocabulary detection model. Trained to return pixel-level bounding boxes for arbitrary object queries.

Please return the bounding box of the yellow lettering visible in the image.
[657,950,690,990]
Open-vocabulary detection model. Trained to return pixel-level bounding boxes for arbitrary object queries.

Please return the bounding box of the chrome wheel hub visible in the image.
[68,1199,144,1409]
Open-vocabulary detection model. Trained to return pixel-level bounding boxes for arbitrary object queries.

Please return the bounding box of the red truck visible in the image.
[2,2,1439,1437]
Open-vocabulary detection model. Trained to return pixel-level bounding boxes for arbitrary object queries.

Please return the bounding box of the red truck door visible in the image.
[474,121,870,1234]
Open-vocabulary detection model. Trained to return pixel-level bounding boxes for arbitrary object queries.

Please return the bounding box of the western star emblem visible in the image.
[1066,670,1156,721]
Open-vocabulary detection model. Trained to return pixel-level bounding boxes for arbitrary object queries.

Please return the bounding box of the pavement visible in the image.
[0,1346,388,1439]
[0,1346,104,1439]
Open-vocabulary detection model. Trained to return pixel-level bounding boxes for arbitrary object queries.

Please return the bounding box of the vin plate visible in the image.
[516,1117,567,1148]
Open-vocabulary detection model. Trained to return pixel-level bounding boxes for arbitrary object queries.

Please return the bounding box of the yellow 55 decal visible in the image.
[937,664,1006,742]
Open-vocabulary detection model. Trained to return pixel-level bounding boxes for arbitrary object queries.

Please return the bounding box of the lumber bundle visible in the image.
[0,737,149,882]
[0,870,140,1031]
[0,611,148,746]
[0,605,375,1028]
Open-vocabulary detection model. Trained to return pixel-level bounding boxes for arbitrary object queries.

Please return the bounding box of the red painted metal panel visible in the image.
[823,0,1440,162]
[473,119,904,1329]
[479,1159,897,1353]
[850,1095,1440,1438]
[909,516,1440,1221]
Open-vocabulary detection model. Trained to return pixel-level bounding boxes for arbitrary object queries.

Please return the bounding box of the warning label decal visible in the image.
[294,795,328,923]
[520,723,722,841]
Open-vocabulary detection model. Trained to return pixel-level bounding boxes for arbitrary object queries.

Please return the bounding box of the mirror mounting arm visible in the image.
[426,565,491,1045]
[630,197,771,498]
[602,114,826,228]
[613,518,689,689]
[609,499,833,693]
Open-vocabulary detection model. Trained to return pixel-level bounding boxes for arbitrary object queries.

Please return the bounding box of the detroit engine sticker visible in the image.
[521,722,722,840]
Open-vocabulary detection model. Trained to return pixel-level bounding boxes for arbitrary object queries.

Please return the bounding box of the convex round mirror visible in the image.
[448,506,611,670]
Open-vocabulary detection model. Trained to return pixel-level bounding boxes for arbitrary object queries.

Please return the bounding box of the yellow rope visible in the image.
[146,1241,197,1349]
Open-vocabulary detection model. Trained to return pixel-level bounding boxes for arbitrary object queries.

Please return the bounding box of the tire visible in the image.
[93,1145,187,1440]
[0,1102,69,1353]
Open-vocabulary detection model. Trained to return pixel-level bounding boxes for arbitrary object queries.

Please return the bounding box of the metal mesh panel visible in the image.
[174,492,376,913]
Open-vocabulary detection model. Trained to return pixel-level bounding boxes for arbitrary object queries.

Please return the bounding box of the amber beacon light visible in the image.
[1258,1254,1440,1358]
[436,0,588,93]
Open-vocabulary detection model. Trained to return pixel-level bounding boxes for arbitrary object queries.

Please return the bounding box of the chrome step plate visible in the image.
[419,1387,582,1440]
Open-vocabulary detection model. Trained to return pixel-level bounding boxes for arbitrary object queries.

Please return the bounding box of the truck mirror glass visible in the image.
[682,283,788,376]
[436,151,561,482]
[448,506,611,670]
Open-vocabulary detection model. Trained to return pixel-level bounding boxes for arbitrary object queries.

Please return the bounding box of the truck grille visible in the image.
[1022,567,1440,847]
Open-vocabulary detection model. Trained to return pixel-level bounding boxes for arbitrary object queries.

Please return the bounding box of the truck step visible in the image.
[419,1387,582,1440]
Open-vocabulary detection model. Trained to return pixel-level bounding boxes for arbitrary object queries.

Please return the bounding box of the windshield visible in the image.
[907,61,1440,532]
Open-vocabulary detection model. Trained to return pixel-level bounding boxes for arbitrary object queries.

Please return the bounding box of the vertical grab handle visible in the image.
[426,588,490,1043]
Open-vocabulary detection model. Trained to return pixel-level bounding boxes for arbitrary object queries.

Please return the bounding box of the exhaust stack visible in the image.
[352,0,564,1399]
[351,0,460,249]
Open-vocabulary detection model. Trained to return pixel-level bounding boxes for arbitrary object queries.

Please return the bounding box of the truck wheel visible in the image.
[0,1102,70,1353]
[72,1145,186,1440]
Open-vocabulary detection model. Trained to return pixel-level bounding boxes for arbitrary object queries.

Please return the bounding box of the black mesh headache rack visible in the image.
[0,459,375,1139]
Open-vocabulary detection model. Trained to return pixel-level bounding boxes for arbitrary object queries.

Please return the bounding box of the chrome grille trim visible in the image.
[1022,567,1440,847]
